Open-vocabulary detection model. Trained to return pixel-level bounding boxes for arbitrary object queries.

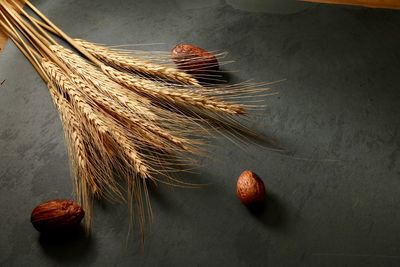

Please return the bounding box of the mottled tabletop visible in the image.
[0,0,399,266]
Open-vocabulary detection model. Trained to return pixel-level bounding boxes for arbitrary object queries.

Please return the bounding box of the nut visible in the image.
[236,170,266,205]
[31,199,84,233]
[171,43,219,76]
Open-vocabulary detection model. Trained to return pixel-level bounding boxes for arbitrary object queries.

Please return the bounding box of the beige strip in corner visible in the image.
[0,0,27,53]
[301,0,400,10]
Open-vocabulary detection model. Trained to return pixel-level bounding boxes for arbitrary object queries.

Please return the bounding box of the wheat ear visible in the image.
[47,84,96,230]
[101,65,245,115]
[75,39,200,86]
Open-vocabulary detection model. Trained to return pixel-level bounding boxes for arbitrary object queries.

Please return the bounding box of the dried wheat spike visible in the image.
[101,65,245,115]
[75,39,200,86]
[47,84,95,230]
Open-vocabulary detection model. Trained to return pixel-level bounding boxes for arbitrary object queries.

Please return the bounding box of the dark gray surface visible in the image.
[1,0,400,266]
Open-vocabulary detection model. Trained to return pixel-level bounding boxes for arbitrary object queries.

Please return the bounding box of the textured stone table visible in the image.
[0,0,399,266]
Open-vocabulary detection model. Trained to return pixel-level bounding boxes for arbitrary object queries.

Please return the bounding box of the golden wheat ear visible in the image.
[75,39,201,86]
[47,84,94,231]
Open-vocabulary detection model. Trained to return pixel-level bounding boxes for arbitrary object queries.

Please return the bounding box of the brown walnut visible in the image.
[31,199,84,233]
[236,170,266,205]
[171,43,219,76]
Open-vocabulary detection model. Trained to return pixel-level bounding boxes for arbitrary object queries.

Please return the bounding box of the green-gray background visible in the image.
[0,0,399,266]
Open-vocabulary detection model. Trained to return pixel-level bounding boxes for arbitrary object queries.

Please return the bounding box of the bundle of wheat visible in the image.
[0,0,274,243]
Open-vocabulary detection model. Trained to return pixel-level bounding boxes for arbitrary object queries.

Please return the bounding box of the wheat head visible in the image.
[75,39,200,86]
